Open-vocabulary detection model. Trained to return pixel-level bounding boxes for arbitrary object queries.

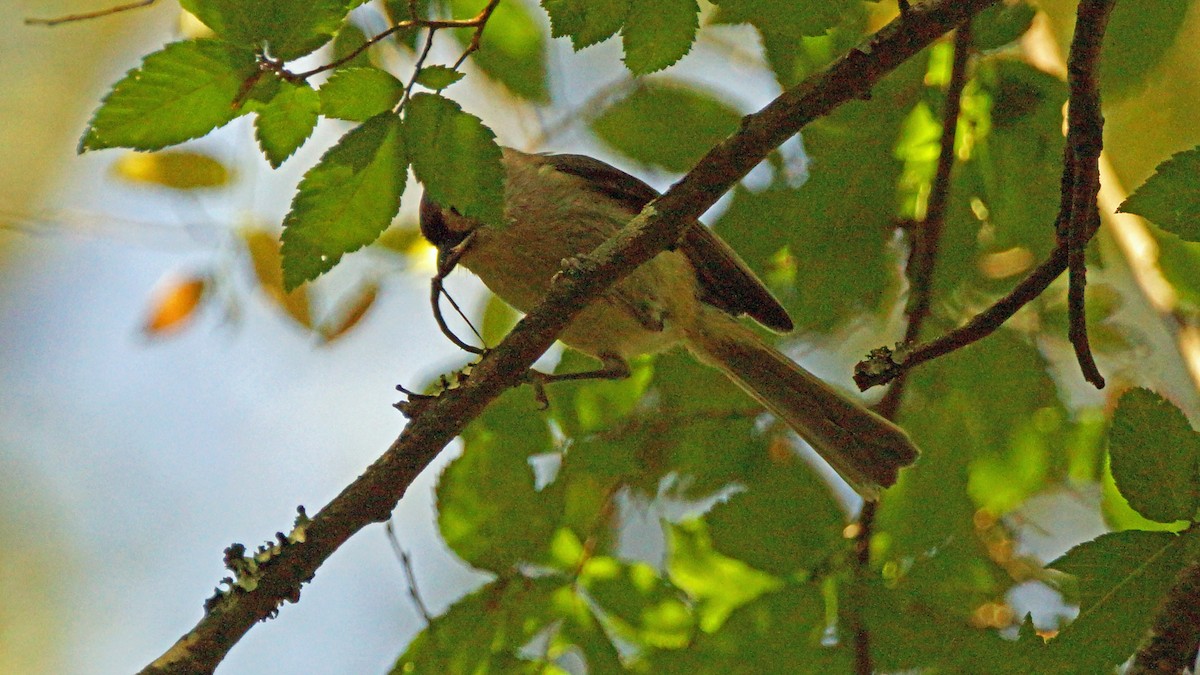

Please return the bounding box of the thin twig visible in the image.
[1062,0,1115,389]
[25,0,156,26]
[293,1,499,79]
[855,245,1068,390]
[852,28,973,675]
[138,2,999,671]
[451,0,501,70]
[855,0,1117,393]
[385,521,434,625]
[876,25,973,417]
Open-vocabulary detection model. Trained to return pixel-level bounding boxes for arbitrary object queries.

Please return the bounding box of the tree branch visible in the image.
[1063,0,1115,389]
[851,26,973,675]
[854,0,1115,393]
[138,1,999,671]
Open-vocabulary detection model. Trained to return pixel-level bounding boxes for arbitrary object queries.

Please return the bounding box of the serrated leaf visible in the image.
[179,0,351,60]
[664,520,782,632]
[415,65,465,90]
[706,456,844,576]
[437,388,561,571]
[1047,529,1199,669]
[621,0,698,75]
[280,113,408,289]
[80,40,258,152]
[581,557,694,648]
[330,22,374,69]
[591,81,741,173]
[255,80,320,167]
[1100,0,1192,101]
[406,93,505,226]
[644,582,848,672]
[392,576,563,673]
[449,0,548,101]
[319,67,404,121]
[711,0,857,37]
[971,0,1036,51]
[542,0,628,49]
[1119,146,1200,241]
[112,150,232,189]
[1108,388,1200,523]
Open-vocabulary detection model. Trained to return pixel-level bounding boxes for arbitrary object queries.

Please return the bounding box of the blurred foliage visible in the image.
[72,0,1200,672]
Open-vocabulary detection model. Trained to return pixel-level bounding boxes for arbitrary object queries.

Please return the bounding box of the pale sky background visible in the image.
[12,1,1194,672]
[0,2,788,673]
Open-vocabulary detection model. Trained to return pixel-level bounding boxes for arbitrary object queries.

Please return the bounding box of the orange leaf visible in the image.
[320,282,379,343]
[144,274,207,336]
[241,227,313,328]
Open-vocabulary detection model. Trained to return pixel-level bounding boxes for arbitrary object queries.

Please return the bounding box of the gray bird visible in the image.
[419,148,918,498]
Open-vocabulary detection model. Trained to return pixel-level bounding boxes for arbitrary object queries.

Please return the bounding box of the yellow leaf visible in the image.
[319,282,379,343]
[112,150,232,189]
[144,273,207,336]
[241,227,313,328]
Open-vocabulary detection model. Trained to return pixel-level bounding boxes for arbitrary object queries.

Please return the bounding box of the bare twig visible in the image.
[1062,0,1115,389]
[25,0,156,26]
[855,245,1068,390]
[385,522,434,625]
[1128,556,1200,675]
[876,25,973,417]
[138,2,999,671]
[293,0,500,79]
[855,0,1117,393]
[852,28,973,675]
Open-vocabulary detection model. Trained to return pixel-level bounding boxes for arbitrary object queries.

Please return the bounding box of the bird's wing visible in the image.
[539,152,794,333]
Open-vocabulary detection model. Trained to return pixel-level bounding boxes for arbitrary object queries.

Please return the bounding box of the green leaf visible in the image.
[449,0,548,101]
[1100,0,1192,101]
[541,0,629,49]
[415,65,465,91]
[710,0,858,37]
[756,9,867,89]
[705,456,844,576]
[970,0,1036,51]
[1108,388,1200,524]
[864,579,1018,672]
[392,576,564,673]
[319,67,404,121]
[643,583,849,672]
[280,113,408,289]
[591,81,741,173]
[1119,146,1200,241]
[665,520,781,632]
[547,350,653,437]
[330,22,375,69]
[1047,529,1200,670]
[254,80,320,167]
[621,0,698,74]
[406,93,506,227]
[80,40,258,152]
[970,58,1068,259]
[436,388,562,571]
[179,0,351,60]
[581,557,694,648]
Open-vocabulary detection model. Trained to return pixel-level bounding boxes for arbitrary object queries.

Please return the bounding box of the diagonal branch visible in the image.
[137,1,999,671]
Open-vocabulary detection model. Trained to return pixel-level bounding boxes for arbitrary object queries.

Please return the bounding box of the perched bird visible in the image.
[419,148,918,498]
